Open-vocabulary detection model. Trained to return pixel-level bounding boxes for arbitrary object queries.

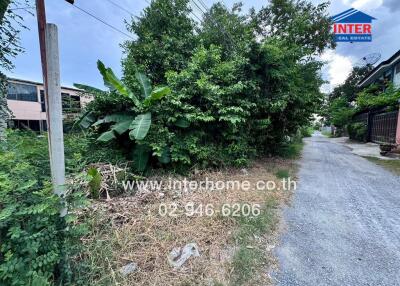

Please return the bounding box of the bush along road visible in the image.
[273,133,400,286]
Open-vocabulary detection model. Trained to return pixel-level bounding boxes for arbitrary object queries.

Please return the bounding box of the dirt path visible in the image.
[273,133,400,286]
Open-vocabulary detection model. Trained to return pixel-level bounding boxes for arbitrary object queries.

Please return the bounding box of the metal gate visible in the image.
[370,111,399,144]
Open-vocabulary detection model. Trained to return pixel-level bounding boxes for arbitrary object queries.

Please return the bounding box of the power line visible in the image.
[189,0,206,22]
[190,0,206,14]
[8,6,35,11]
[196,0,208,11]
[190,0,236,51]
[103,0,135,17]
[65,1,134,39]
[144,0,203,23]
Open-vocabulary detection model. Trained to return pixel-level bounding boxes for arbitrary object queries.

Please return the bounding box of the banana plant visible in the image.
[76,60,171,171]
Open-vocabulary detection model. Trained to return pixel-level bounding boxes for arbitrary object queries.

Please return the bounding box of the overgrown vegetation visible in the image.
[2,0,334,284]
[325,64,400,138]
[0,0,30,142]
[357,84,400,110]
[0,131,91,285]
[348,122,367,142]
[76,0,332,172]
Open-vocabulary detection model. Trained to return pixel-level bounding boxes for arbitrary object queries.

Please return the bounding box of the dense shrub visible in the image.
[0,131,92,285]
[348,122,368,142]
[357,84,400,110]
[328,97,355,129]
[75,0,332,172]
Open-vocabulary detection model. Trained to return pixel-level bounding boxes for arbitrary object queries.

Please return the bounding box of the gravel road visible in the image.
[273,133,400,286]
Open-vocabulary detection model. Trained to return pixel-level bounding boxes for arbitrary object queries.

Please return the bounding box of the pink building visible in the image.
[6,78,91,132]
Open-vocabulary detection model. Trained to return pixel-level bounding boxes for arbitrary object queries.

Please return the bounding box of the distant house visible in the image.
[6,78,91,132]
[358,49,400,89]
[354,50,400,147]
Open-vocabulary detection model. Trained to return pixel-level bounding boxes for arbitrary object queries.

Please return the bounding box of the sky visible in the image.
[3,0,400,93]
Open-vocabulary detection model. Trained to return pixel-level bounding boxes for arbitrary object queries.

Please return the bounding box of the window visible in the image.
[39,91,81,113]
[7,82,38,102]
[62,93,81,113]
[42,120,47,132]
[395,62,400,74]
[40,90,46,112]
[394,62,400,88]
[11,120,44,132]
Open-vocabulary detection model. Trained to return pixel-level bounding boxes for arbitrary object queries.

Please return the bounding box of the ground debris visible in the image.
[119,262,138,277]
[167,243,200,268]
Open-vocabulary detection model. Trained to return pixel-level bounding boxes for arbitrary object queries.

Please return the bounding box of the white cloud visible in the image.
[342,0,383,10]
[321,50,354,93]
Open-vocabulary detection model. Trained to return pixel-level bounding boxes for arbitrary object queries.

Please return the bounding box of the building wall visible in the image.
[6,79,91,131]
[7,99,47,121]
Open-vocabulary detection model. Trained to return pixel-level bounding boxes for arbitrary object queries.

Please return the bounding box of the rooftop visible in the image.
[7,77,82,92]
[358,49,400,88]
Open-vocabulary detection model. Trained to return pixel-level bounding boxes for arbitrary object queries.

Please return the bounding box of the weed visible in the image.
[275,169,290,179]
[231,198,278,285]
[232,247,262,285]
[278,141,304,159]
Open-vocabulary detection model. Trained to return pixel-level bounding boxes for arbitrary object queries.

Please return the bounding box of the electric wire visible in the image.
[65,1,134,39]
[190,0,236,50]
[104,0,135,17]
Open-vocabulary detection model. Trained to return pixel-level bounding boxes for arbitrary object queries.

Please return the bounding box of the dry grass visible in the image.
[73,158,298,286]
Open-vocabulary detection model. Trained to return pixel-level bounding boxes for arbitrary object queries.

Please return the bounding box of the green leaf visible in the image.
[93,114,134,127]
[97,130,116,142]
[129,113,152,140]
[76,111,96,129]
[104,114,134,123]
[135,71,152,98]
[92,119,105,127]
[87,167,102,199]
[143,87,171,107]
[97,60,141,107]
[132,145,150,172]
[73,83,104,93]
[175,117,190,128]
[113,119,132,135]
[97,60,114,91]
[158,146,171,164]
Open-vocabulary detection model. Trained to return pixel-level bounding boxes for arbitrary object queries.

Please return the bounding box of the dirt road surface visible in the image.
[273,133,400,286]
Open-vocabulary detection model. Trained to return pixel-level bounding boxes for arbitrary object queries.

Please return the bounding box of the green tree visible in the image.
[122,0,197,86]
[329,66,371,102]
[0,0,29,143]
[84,0,334,170]
[328,97,354,128]
[254,0,335,56]
[199,2,253,59]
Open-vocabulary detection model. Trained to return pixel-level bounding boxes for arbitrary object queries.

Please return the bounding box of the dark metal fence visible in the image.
[370,111,398,144]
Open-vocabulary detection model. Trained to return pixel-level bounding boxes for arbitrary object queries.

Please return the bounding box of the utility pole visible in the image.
[36,0,67,216]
